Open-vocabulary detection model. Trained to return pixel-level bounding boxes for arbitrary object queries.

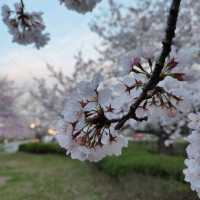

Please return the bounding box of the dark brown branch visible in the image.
[115,0,182,130]
[20,0,25,9]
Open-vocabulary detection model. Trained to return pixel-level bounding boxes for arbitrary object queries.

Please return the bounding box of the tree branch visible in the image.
[115,0,182,130]
[20,0,24,9]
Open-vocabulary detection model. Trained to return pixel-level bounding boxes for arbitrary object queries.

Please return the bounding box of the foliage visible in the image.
[97,142,185,182]
[19,142,65,155]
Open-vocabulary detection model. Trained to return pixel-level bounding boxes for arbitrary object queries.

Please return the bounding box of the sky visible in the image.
[0,0,131,83]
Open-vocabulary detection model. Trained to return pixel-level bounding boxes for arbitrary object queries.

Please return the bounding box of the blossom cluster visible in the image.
[1,0,102,47]
[120,54,184,112]
[55,49,186,162]
[1,3,49,49]
[56,73,128,162]
[59,0,102,14]
[184,113,200,198]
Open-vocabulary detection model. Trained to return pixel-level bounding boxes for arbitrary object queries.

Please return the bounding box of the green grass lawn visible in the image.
[0,152,198,200]
[97,142,186,181]
[19,142,187,181]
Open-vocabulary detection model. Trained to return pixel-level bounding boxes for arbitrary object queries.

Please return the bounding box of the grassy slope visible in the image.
[0,152,198,200]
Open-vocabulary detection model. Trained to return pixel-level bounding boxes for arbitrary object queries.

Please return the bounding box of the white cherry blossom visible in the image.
[1,3,50,49]
[59,0,102,14]
[188,113,200,130]
[184,113,200,198]
[56,72,128,162]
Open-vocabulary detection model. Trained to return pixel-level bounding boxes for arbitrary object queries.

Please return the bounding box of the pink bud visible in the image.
[166,107,177,118]
[172,73,185,81]
[132,57,141,66]
[166,58,178,69]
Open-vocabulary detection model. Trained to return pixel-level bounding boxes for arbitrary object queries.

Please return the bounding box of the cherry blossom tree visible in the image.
[90,0,200,66]
[1,0,184,158]
[89,0,200,151]
[55,0,183,161]
[0,77,32,141]
[2,0,200,197]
